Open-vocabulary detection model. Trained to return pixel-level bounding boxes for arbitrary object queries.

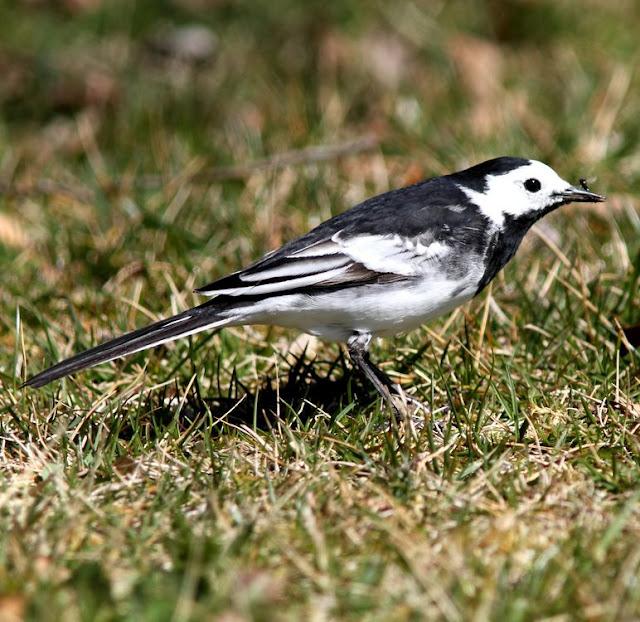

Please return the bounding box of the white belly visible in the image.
[238,272,482,342]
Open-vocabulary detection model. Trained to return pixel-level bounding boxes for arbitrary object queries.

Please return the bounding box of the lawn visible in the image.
[1,1,640,620]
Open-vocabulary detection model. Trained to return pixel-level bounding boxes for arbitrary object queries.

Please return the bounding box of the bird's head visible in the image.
[452,157,605,226]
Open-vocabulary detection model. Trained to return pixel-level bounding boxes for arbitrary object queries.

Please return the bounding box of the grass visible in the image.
[1,0,640,619]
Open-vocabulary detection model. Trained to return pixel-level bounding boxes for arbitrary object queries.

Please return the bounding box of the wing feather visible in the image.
[210,266,350,296]
[239,255,350,282]
[196,232,450,297]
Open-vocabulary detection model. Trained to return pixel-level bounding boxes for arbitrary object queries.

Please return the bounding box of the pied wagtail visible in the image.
[24,157,604,411]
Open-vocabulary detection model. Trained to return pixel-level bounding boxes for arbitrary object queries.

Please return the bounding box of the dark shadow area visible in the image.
[120,350,380,440]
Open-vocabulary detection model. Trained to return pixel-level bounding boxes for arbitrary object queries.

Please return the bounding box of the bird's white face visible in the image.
[459,159,603,226]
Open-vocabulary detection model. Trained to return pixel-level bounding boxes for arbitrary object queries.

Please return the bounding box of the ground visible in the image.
[1,1,640,620]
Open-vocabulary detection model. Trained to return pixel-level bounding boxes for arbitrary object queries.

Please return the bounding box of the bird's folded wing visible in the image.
[195,231,450,297]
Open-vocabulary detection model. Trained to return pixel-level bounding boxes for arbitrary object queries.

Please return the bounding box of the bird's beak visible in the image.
[554,186,606,204]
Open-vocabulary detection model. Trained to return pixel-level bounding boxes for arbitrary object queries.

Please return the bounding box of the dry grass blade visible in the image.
[138,134,381,186]
[0,213,29,249]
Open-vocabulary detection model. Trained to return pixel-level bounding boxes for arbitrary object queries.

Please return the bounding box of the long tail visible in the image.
[24,300,235,388]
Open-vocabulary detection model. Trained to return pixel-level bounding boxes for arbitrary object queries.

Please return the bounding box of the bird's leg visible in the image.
[348,334,419,402]
[347,333,400,416]
[362,349,429,415]
[347,334,437,433]
[363,351,397,390]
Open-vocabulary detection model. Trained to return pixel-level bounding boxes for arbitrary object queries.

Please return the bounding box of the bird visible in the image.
[24,156,605,412]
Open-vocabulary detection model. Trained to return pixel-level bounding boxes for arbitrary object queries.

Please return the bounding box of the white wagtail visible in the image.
[24,157,604,409]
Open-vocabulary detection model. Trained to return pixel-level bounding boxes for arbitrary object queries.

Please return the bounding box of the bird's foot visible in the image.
[383,384,447,437]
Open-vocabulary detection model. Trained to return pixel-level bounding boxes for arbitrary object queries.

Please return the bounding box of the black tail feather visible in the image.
[24,301,232,388]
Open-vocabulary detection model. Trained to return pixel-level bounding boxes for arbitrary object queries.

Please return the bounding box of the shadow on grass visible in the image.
[124,351,378,439]
[203,351,364,428]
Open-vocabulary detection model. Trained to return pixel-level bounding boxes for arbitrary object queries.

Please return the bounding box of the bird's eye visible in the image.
[524,178,541,193]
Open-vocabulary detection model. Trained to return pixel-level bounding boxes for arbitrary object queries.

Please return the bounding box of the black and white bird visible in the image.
[24,157,604,409]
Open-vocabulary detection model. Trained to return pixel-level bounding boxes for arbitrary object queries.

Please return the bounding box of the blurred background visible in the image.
[0,0,638,368]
